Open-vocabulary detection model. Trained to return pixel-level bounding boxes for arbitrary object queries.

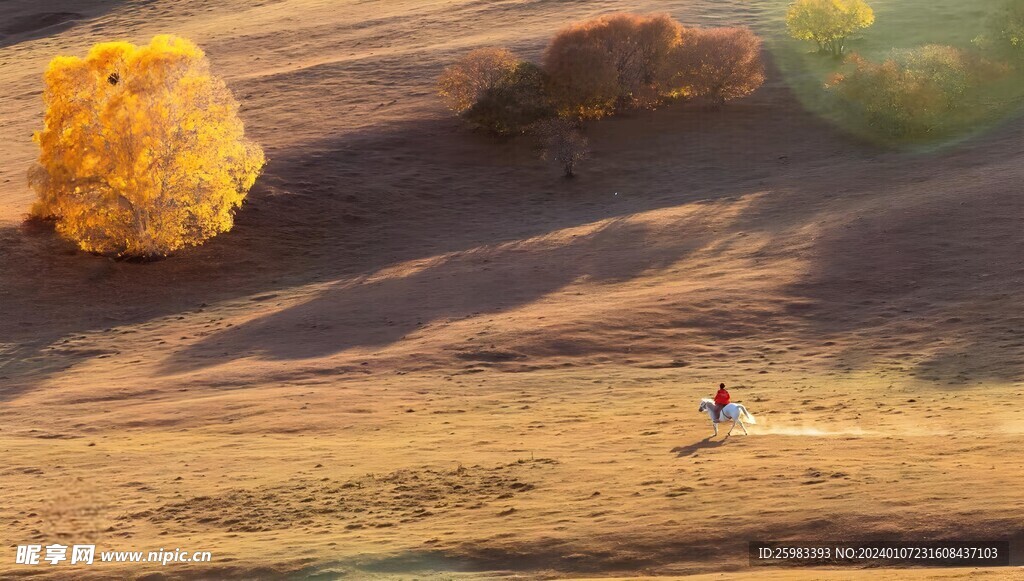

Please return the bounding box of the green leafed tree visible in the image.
[826,45,970,136]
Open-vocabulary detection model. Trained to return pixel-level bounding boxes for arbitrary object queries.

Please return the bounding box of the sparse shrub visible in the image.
[786,0,875,56]
[437,47,520,114]
[543,13,684,118]
[827,45,970,136]
[29,35,265,257]
[661,27,766,106]
[462,62,555,135]
[536,118,589,178]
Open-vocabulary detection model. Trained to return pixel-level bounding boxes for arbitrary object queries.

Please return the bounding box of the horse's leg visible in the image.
[712,420,718,437]
[738,419,748,435]
[727,418,737,436]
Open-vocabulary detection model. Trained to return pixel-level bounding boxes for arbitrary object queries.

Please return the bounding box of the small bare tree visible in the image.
[536,119,589,178]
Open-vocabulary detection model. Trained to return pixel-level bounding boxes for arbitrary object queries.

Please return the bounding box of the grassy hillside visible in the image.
[1,1,1023,579]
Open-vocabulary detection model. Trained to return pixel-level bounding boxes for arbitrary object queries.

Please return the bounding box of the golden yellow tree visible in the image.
[29,35,265,257]
[786,0,875,56]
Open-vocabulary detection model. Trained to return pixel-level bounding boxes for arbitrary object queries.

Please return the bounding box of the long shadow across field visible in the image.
[289,521,1024,577]
[5,77,1023,394]
[776,118,1024,384]
[162,103,1024,377]
[1,81,850,394]
[0,0,124,49]
[159,212,723,371]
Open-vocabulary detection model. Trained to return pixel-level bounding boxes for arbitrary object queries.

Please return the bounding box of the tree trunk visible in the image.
[710,88,725,110]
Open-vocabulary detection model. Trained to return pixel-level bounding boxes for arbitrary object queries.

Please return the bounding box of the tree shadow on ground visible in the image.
[775,124,1024,385]
[0,0,124,49]
[159,212,720,372]
[1,77,853,395]
[293,537,719,578]
[287,520,1024,577]
[7,70,1021,395]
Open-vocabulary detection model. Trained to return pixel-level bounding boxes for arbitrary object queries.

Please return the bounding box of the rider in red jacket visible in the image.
[713,383,730,421]
[714,383,730,406]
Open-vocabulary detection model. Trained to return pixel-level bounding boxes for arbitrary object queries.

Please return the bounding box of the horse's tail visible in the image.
[740,405,757,425]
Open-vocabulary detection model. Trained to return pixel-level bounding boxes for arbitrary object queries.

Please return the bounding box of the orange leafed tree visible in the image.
[543,13,684,118]
[29,35,265,257]
[662,27,766,106]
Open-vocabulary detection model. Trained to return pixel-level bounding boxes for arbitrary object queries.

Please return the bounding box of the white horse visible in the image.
[698,398,757,437]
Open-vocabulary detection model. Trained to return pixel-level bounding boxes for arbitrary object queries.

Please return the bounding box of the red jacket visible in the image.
[714,389,730,406]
